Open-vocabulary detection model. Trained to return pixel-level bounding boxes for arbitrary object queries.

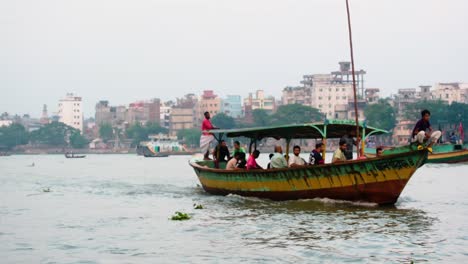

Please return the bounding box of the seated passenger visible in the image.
[332,139,347,163]
[270,146,288,169]
[232,141,246,157]
[213,140,230,162]
[289,145,306,167]
[376,147,383,157]
[449,132,458,144]
[267,153,274,169]
[309,143,325,165]
[226,152,241,170]
[236,152,247,169]
[246,150,263,170]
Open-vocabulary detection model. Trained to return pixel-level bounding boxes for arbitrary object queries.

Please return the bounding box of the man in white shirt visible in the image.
[289,145,306,167]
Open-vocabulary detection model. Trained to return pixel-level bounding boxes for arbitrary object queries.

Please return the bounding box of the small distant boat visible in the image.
[365,143,468,164]
[65,153,86,159]
[138,133,192,157]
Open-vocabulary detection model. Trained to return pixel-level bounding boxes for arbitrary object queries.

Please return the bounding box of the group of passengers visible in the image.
[200,108,442,170]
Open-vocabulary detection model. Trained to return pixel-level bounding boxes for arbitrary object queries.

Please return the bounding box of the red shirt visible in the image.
[246,155,259,170]
[202,118,214,135]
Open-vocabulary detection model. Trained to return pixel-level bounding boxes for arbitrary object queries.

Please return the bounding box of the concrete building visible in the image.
[281,86,312,106]
[301,74,354,119]
[392,119,414,145]
[169,94,198,136]
[244,90,276,113]
[221,95,243,118]
[58,93,83,132]
[198,90,221,116]
[432,83,468,104]
[365,88,380,104]
[39,104,50,125]
[160,102,172,129]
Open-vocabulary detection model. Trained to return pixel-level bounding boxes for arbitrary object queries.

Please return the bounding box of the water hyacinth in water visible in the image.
[171,211,191,221]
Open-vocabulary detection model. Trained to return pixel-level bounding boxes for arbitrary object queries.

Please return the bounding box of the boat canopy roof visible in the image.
[207,119,388,140]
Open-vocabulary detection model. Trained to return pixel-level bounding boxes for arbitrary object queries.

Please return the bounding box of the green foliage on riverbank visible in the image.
[0,123,28,150]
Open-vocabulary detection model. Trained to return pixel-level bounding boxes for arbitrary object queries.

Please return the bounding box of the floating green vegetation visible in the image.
[171,211,191,221]
[193,204,203,209]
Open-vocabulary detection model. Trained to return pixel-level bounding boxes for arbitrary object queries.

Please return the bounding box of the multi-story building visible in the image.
[365,88,380,104]
[221,95,242,119]
[301,74,354,119]
[432,83,468,104]
[169,94,198,136]
[160,102,172,129]
[281,86,312,106]
[39,104,50,125]
[244,90,276,113]
[58,93,83,132]
[95,99,160,127]
[198,90,221,116]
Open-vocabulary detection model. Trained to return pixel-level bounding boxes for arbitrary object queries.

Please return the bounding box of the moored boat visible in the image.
[65,153,86,158]
[189,120,428,205]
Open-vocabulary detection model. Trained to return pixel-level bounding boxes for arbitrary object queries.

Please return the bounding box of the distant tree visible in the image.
[0,123,29,150]
[126,122,168,146]
[211,113,236,129]
[30,122,77,147]
[99,123,114,142]
[177,128,202,148]
[271,104,323,125]
[364,99,397,131]
[252,109,271,126]
[404,100,449,124]
[146,122,169,135]
[70,131,88,148]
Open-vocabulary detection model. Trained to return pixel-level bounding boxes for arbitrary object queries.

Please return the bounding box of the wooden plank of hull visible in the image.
[202,179,408,205]
[191,150,427,205]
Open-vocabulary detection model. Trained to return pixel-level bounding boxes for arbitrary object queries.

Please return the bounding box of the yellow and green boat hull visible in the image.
[190,149,428,205]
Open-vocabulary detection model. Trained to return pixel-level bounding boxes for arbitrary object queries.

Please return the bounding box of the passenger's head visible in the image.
[234,141,241,149]
[376,147,383,157]
[204,111,211,119]
[234,152,242,160]
[293,145,301,156]
[269,153,274,160]
[220,140,226,147]
[274,145,283,154]
[421,109,431,121]
[315,143,324,151]
[239,152,246,161]
[252,150,260,158]
[339,139,347,151]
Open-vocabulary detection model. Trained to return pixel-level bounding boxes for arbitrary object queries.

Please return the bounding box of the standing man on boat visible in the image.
[341,129,359,160]
[412,109,441,152]
[200,111,218,160]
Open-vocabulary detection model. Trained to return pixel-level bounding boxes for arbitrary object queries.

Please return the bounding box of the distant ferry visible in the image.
[137,134,195,157]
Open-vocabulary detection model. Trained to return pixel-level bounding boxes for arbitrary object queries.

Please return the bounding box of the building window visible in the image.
[342,88,345,92]
[336,88,339,92]
[328,96,331,100]
[343,96,346,99]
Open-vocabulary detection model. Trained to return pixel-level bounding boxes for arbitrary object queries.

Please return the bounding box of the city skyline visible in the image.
[2,0,467,116]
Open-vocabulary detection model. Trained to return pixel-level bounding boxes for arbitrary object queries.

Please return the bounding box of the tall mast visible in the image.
[345,0,360,157]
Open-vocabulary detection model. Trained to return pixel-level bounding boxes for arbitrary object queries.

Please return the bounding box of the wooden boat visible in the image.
[366,143,468,164]
[189,120,428,205]
[65,153,86,158]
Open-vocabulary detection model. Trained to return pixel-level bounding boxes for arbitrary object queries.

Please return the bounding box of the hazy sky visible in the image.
[1,0,467,118]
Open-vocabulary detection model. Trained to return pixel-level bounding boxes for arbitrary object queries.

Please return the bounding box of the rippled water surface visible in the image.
[1,154,468,263]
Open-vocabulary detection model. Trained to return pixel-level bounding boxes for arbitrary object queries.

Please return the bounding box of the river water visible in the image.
[1,154,467,263]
